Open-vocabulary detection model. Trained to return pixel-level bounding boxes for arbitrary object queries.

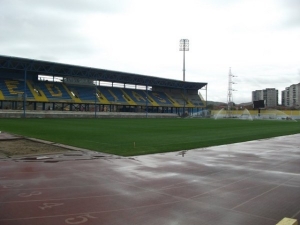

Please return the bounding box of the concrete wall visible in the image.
[0,110,179,119]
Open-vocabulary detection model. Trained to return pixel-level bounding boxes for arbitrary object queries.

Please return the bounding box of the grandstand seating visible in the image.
[123,89,146,104]
[68,85,95,102]
[189,94,204,106]
[0,78,34,100]
[167,92,186,107]
[107,87,130,104]
[0,78,205,110]
[148,91,173,107]
[97,87,115,103]
[37,81,72,102]
[164,91,204,107]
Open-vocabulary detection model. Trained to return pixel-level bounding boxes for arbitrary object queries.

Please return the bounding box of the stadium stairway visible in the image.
[108,89,122,104]
[149,91,173,107]
[0,90,4,100]
[143,91,159,106]
[164,93,181,107]
[26,81,48,102]
[181,93,195,107]
[3,80,35,101]
[120,89,137,105]
[0,79,6,100]
[122,89,147,105]
[63,84,82,103]
[96,89,110,104]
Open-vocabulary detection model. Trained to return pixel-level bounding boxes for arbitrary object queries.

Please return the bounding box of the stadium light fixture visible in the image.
[179,39,189,82]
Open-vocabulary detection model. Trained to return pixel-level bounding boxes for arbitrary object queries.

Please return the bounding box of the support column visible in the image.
[23,70,27,118]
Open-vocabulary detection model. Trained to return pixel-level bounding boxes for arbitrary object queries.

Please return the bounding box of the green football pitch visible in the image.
[0,118,299,156]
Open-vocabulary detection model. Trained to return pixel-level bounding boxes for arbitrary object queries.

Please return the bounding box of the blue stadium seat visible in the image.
[37,81,72,101]
[68,85,96,101]
[0,78,34,100]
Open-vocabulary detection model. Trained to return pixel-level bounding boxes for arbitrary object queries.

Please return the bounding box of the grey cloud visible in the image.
[276,0,300,28]
[0,0,129,44]
[1,0,128,14]
[0,3,76,39]
[1,39,96,63]
[240,75,297,94]
[201,0,241,7]
[0,0,100,59]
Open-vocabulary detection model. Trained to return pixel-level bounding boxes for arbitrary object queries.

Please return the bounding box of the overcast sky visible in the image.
[1,0,299,103]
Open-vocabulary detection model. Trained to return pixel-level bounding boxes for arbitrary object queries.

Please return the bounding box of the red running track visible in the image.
[1,134,300,225]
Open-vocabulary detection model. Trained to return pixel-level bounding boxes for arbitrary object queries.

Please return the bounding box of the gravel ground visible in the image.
[0,139,69,157]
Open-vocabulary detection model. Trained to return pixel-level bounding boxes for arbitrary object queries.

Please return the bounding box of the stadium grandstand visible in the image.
[0,55,207,117]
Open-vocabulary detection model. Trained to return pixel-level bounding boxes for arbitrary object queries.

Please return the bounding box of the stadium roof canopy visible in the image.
[0,55,207,90]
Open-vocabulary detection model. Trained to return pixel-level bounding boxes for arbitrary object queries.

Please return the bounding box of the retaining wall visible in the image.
[0,110,178,119]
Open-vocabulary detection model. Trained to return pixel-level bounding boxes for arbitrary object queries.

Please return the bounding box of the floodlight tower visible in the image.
[227,67,236,118]
[179,39,189,81]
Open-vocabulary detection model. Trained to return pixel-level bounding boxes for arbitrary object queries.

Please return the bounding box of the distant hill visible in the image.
[238,102,253,106]
[206,101,252,106]
[206,101,226,106]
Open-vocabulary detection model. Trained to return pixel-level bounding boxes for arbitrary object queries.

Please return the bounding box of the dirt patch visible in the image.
[0,139,69,157]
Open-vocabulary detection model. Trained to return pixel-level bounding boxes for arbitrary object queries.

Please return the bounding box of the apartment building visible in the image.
[282,83,300,107]
[252,88,278,108]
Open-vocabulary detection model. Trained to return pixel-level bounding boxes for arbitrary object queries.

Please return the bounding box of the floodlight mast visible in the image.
[179,39,189,81]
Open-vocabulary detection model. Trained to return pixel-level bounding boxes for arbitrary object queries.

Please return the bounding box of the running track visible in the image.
[1,134,300,224]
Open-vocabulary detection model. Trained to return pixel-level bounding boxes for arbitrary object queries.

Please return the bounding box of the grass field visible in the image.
[0,118,299,156]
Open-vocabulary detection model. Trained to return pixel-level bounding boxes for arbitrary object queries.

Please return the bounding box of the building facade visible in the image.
[282,83,300,108]
[252,88,278,108]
